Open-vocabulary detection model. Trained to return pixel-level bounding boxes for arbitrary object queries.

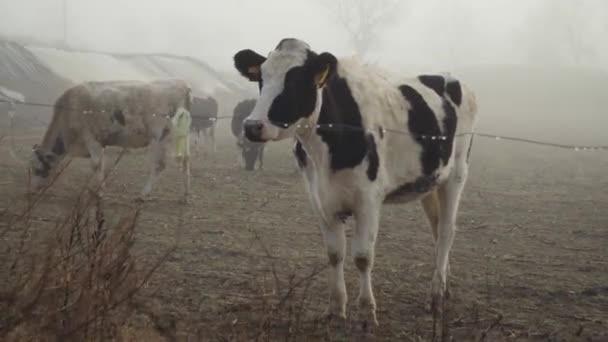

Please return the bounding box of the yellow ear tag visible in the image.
[318,66,329,86]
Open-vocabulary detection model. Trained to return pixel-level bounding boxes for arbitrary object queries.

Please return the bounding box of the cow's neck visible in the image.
[293,86,334,172]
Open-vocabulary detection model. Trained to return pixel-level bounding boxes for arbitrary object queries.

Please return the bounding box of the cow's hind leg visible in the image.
[138,139,167,201]
[352,201,381,330]
[210,125,216,154]
[431,156,469,316]
[195,130,201,153]
[421,189,440,242]
[321,218,348,321]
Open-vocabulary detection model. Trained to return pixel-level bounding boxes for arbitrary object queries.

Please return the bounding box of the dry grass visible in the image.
[1,128,606,341]
[0,152,175,342]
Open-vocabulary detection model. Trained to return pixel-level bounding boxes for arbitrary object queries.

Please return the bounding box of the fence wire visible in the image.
[2,98,608,152]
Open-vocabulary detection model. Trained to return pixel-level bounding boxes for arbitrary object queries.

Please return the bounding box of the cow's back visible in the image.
[231,99,256,137]
[334,60,477,197]
[52,79,191,151]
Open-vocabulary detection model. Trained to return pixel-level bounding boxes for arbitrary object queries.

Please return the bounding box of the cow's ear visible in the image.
[308,52,337,88]
[234,49,267,82]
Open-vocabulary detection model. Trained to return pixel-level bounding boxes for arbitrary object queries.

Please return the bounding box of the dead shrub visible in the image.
[0,151,173,342]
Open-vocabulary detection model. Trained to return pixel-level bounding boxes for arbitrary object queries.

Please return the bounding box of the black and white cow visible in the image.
[233,38,478,326]
[190,96,218,153]
[231,99,265,171]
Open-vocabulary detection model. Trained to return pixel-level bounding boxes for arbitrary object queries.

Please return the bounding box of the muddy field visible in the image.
[1,122,607,341]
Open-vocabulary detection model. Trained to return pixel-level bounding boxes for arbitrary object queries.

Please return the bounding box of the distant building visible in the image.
[0,85,25,118]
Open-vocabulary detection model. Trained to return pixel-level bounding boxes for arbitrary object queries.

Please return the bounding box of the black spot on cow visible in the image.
[446,80,463,106]
[418,75,445,98]
[101,131,121,147]
[113,109,125,126]
[419,74,463,107]
[466,133,475,163]
[399,85,443,175]
[366,134,379,181]
[33,150,51,178]
[294,140,307,169]
[354,255,369,272]
[378,126,384,139]
[441,99,458,164]
[267,50,320,127]
[399,85,458,174]
[336,209,352,223]
[385,175,438,202]
[317,76,368,172]
[160,126,170,140]
[52,136,65,155]
[328,252,341,267]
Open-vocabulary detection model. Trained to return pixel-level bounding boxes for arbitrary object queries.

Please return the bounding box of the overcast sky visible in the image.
[1,0,606,72]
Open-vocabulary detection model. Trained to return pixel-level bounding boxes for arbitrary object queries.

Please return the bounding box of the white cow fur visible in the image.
[241,40,478,325]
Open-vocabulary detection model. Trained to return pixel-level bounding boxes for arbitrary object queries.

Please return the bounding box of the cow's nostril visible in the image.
[244,120,264,142]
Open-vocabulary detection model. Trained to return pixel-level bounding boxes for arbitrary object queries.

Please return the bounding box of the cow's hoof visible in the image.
[133,196,147,204]
[316,310,346,332]
[351,318,378,336]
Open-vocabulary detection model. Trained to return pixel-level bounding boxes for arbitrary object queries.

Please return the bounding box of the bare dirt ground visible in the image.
[1,122,607,341]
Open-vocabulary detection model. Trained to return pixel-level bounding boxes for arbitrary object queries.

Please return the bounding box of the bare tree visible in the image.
[519,0,606,67]
[318,0,405,58]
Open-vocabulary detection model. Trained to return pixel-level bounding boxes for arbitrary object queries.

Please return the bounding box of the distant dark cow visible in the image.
[233,38,478,327]
[190,96,218,153]
[231,99,265,171]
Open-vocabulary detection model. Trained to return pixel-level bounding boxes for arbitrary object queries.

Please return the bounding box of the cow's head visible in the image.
[233,38,337,142]
[29,144,59,192]
[236,135,262,171]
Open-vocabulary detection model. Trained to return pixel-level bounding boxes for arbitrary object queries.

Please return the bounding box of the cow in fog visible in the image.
[190,96,218,154]
[231,99,265,171]
[30,79,193,202]
[233,38,478,327]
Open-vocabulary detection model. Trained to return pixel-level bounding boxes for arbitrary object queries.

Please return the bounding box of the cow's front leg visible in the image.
[138,139,166,201]
[352,203,380,329]
[321,217,347,321]
[257,146,264,170]
[84,137,105,197]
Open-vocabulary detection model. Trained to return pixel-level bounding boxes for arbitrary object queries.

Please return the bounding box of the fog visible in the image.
[2,0,608,145]
[1,0,607,72]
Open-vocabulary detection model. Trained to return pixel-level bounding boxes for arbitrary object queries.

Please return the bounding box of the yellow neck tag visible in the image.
[318,66,329,86]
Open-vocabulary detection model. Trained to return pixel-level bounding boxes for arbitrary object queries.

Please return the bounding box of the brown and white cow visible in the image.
[29,79,193,201]
[233,38,478,327]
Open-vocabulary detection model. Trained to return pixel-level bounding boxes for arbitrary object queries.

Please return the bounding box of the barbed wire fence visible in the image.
[1,96,606,340]
[2,98,608,152]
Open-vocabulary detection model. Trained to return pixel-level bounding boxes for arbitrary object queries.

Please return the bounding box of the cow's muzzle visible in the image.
[244,120,265,142]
